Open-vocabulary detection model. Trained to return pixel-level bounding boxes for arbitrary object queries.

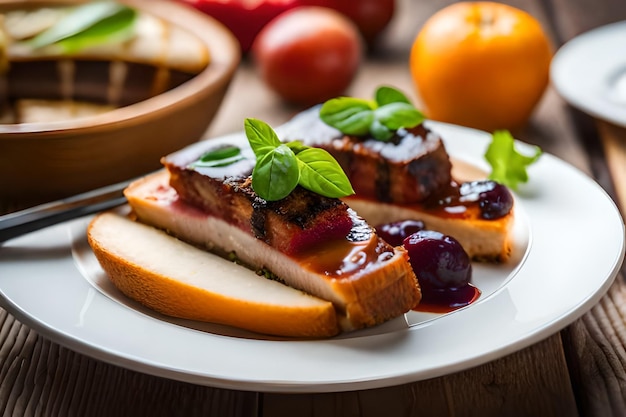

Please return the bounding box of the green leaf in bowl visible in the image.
[29,1,137,52]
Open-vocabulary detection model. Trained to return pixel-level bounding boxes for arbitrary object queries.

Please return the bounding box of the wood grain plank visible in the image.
[559,115,626,417]
[596,121,626,217]
[441,334,578,417]
[263,379,450,417]
[563,271,626,417]
[545,0,626,43]
[263,335,577,417]
[0,310,259,417]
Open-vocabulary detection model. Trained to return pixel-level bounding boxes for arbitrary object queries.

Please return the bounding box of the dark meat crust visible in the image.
[319,124,453,204]
[277,107,453,204]
[164,159,357,256]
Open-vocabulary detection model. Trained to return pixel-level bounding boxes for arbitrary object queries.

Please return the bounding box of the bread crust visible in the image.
[88,211,340,338]
[123,171,421,332]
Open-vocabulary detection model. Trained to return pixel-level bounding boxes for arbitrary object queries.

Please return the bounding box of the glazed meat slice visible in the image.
[277,107,453,204]
[168,170,355,255]
[163,144,354,255]
[147,140,421,331]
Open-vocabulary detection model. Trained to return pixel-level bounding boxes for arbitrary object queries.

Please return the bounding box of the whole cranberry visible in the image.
[460,180,514,219]
[403,230,472,290]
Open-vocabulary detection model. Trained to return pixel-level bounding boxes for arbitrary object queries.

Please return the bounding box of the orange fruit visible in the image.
[409,2,552,132]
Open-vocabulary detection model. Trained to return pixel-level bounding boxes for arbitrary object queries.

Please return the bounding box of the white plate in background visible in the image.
[552,21,626,126]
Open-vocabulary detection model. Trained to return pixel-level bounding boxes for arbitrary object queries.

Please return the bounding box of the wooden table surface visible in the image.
[1,0,626,416]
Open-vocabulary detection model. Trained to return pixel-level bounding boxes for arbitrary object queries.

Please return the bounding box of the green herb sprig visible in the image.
[485,130,542,190]
[190,145,245,168]
[29,1,137,53]
[319,86,425,141]
[244,118,354,201]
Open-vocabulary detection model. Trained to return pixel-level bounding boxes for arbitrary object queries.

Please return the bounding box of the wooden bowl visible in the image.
[0,0,240,203]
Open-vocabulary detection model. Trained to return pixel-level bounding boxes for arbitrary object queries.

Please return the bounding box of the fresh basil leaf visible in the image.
[251,144,300,201]
[190,145,244,168]
[30,1,137,51]
[369,119,393,141]
[319,97,374,116]
[485,130,542,190]
[319,86,425,141]
[375,86,411,106]
[296,148,354,198]
[330,109,373,136]
[374,102,424,130]
[319,97,374,136]
[245,118,282,158]
[245,117,355,201]
[286,140,309,155]
[200,145,241,162]
[192,155,245,168]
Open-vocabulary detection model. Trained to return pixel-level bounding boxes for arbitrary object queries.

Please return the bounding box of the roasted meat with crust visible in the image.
[123,140,422,331]
[277,107,453,204]
[165,166,355,256]
[276,107,515,262]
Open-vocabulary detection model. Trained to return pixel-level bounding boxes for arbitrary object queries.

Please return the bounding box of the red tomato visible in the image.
[178,0,297,52]
[251,6,363,106]
[303,0,395,44]
[178,0,394,52]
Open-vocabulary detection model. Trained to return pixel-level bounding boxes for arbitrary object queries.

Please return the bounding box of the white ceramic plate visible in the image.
[551,20,626,126]
[0,122,624,393]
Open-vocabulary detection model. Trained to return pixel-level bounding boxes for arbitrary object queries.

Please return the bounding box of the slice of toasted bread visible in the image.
[87,211,339,338]
[124,170,420,332]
